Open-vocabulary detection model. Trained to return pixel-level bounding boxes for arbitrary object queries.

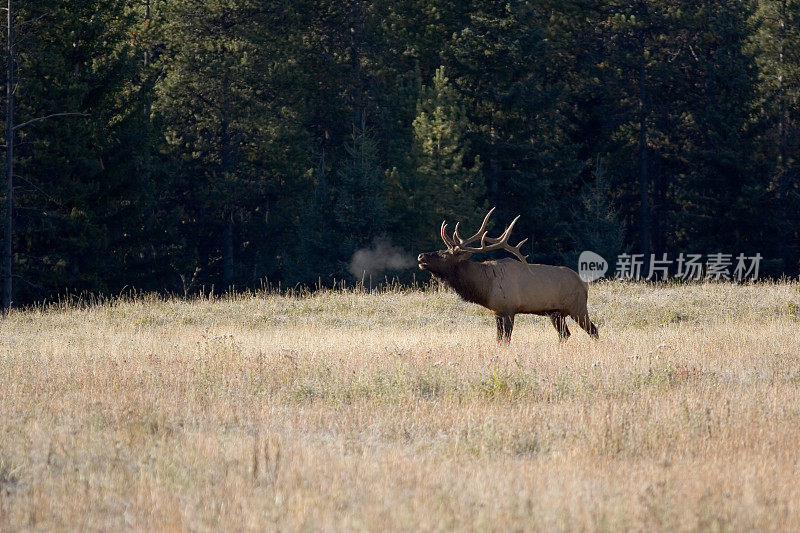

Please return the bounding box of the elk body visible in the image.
[417,208,598,342]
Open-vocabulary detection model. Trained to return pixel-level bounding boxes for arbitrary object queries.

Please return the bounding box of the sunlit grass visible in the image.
[1,280,799,530]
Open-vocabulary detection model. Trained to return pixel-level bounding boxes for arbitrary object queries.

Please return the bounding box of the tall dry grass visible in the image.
[0,280,799,531]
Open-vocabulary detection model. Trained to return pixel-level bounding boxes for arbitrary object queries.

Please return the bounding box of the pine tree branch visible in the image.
[13,112,88,131]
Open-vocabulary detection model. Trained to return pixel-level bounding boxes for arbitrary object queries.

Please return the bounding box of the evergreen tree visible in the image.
[596,1,759,259]
[0,0,798,302]
[410,66,484,250]
[565,162,626,271]
[751,0,800,272]
[335,124,387,264]
[154,0,306,291]
[5,0,155,301]
[442,1,581,262]
[667,1,760,254]
[295,122,387,283]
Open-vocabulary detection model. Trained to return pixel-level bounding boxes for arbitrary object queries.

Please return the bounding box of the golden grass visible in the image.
[1,280,799,531]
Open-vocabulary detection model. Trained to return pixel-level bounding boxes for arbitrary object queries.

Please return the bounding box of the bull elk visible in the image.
[417,208,599,342]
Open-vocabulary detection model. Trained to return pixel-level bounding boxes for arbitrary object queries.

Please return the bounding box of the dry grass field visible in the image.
[1,280,799,531]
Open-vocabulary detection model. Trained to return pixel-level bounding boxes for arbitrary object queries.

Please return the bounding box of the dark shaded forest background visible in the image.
[2,0,799,303]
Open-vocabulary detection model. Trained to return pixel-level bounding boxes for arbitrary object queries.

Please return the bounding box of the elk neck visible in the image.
[438,260,492,308]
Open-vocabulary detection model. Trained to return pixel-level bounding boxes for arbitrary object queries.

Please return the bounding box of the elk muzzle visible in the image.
[417,253,430,270]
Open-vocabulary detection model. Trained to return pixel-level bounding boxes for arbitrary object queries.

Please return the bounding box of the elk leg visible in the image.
[496,315,514,344]
[548,312,571,342]
[571,311,599,340]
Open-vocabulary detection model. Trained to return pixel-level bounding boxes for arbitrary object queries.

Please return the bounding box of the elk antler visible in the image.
[440,208,494,251]
[441,208,529,263]
[440,220,456,250]
[453,207,496,248]
[458,213,529,263]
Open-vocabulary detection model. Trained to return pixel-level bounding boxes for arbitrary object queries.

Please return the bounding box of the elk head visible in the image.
[417,207,529,277]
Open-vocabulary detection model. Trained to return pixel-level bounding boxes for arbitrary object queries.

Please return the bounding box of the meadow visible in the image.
[1,280,799,531]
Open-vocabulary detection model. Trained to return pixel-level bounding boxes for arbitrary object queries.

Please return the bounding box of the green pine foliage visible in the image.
[335,124,388,256]
[411,66,485,250]
[441,1,581,261]
[8,0,153,301]
[752,0,800,271]
[566,163,627,269]
[1,0,799,303]
[153,0,307,290]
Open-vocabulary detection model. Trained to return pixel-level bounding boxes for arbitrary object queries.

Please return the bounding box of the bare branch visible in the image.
[13,112,88,131]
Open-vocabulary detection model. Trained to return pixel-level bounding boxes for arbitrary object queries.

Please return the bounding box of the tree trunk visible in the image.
[3,0,14,312]
[489,125,499,200]
[142,0,156,242]
[652,152,665,258]
[775,0,793,272]
[488,72,500,203]
[219,69,235,290]
[777,0,788,198]
[349,0,363,129]
[222,216,234,289]
[638,32,650,257]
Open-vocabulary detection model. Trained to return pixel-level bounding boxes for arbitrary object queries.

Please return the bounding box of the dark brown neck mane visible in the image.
[435,261,491,308]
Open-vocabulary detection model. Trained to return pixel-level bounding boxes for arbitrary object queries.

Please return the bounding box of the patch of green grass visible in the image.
[475,369,535,401]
